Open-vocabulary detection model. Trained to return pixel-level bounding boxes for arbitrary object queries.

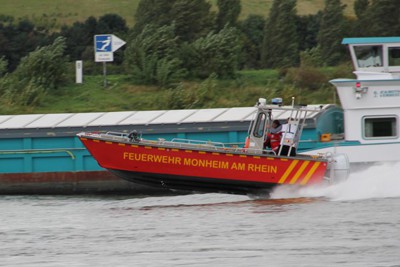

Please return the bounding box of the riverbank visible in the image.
[1,66,353,115]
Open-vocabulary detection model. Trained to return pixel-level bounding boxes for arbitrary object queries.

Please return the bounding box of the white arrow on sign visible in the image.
[111,34,126,52]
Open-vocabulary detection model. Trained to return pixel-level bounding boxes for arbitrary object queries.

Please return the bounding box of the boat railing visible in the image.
[82,131,284,156]
[154,138,225,150]
[158,138,278,155]
[105,131,129,137]
[99,131,130,142]
[170,138,225,147]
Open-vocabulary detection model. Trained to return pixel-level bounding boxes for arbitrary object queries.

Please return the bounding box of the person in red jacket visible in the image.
[264,120,282,154]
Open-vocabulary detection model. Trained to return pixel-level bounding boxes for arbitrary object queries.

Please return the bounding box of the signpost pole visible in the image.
[103,62,107,88]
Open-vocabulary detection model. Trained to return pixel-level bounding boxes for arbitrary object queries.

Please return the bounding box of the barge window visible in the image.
[253,112,267,138]
[364,117,397,138]
[354,45,383,68]
[389,47,400,66]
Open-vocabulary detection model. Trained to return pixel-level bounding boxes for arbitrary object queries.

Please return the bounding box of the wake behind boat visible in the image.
[78,99,349,195]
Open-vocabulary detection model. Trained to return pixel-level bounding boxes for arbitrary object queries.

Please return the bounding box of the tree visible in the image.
[317,0,346,66]
[181,26,242,78]
[354,0,369,19]
[296,13,321,52]
[351,0,369,36]
[239,15,266,69]
[13,37,67,91]
[0,37,68,106]
[97,14,128,35]
[124,24,186,87]
[170,0,215,43]
[133,0,214,43]
[262,0,299,68]
[0,56,7,77]
[132,0,175,35]
[59,16,97,61]
[0,19,49,72]
[364,0,400,36]
[216,0,241,30]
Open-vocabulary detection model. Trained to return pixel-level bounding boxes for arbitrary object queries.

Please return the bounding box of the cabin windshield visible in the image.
[253,112,267,138]
[388,47,400,67]
[354,45,383,68]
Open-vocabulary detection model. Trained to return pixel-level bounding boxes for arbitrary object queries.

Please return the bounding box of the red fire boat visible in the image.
[78,98,348,195]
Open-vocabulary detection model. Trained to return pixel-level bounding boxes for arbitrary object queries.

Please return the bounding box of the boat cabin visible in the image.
[343,37,400,80]
[245,98,336,156]
[319,37,400,163]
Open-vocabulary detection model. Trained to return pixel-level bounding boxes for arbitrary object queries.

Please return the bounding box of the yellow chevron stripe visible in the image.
[144,146,152,149]
[199,151,206,154]
[93,139,99,142]
[158,147,165,150]
[289,161,310,184]
[185,150,192,153]
[80,138,87,141]
[239,155,246,158]
[253,156,260,159]
[171,149,179,152]
[131,144,138,148]
[212,152,220,155]
[227,154,234,157]
[105,141,112,144]
[300,162,321,185]
[278,160,299,184]
[118,143,125,146]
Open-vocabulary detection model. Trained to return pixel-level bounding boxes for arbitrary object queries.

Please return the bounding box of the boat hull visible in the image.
[108,169,277,195]
[79,135,328,195]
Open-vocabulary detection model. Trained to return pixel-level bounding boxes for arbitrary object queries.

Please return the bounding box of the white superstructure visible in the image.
[306,37,400,163]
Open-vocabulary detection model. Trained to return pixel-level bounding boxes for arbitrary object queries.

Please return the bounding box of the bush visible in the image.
[285,66,327,90]
[0,57,7,77]
[124,24,186,87]
[0,37,68,106]
[331,62,354,79]
[300,47,323,67]
[182,26,242,79]
[13,36,68,90]
[165,73,218,109]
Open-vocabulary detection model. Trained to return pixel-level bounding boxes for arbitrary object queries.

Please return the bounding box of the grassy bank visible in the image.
[1,0,356,28]
[1,67,354,115]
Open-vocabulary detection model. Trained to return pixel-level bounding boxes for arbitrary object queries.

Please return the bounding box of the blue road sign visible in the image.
[95,35,112,52]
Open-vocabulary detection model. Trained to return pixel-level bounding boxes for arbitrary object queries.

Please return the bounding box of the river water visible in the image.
[1,163,400,267]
